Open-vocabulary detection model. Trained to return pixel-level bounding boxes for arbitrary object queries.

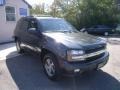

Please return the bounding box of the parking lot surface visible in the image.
[0,39,120,90]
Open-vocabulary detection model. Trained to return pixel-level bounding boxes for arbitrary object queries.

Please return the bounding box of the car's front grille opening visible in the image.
[85,53,105,62]
[85,45,106,54]
[76,53,105,64]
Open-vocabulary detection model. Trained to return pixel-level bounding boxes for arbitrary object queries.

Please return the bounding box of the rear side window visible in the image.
[97,25,109,28]
[20,19,29,31]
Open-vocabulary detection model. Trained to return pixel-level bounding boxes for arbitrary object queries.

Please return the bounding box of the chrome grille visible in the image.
[72,49,106,60]
[85,45,106,54]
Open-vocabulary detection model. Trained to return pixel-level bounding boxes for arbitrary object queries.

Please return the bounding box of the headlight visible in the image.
[67,50,85,62]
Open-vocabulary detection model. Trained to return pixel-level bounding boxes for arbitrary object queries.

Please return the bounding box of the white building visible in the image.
[0,0,31,43]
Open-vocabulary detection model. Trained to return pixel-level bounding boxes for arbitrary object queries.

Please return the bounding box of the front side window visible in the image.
[5,6,16,21]
[28,20,37,29]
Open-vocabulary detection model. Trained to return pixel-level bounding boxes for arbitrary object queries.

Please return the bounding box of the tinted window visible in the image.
[20,19,29,31]
[28,20,37,29]
[97,25,109,28]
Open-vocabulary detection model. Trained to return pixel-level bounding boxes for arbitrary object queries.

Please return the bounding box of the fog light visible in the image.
[98,62,106,68]
[74,69,80,73]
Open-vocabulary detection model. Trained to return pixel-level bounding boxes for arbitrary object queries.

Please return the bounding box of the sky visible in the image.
[26,0,54,6]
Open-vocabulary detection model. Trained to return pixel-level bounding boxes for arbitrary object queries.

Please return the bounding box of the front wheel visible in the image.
[43,53,60,81]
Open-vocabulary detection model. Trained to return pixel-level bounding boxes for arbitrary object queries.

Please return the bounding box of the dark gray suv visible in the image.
[14,16,109,80]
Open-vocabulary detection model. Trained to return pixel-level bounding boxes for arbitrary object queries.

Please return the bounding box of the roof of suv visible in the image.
[23,16,61,20]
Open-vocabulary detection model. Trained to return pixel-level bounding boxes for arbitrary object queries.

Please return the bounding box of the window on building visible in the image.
[5,6,16,21]
[19,8,27,16]
[0,0,5,6]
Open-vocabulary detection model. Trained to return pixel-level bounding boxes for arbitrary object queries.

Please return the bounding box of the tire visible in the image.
[43,53,60,81]
[84,31,88,34]
[16,39,24,53]
[104,32,109,36]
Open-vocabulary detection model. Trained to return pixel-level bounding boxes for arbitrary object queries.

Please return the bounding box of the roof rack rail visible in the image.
[33,15,52,17]
[26,16,34,17]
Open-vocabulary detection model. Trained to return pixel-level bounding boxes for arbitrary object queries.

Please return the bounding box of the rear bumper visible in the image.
[58,52,109,75]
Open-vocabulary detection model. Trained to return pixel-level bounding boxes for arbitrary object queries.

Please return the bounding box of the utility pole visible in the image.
[53,0,57,17]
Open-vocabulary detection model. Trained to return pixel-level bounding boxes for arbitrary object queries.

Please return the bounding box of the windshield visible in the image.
[38,19,78,33]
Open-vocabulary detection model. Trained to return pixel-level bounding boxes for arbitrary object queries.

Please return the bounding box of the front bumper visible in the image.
[58,52,109,75]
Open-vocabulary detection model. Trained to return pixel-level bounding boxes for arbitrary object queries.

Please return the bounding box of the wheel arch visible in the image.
[14,36,18,41]
[41,48,57,63]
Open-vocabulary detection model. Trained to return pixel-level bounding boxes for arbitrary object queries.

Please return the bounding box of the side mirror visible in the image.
[28,28,37,34]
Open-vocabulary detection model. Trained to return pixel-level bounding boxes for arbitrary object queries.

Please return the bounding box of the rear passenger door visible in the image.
[97,25,105,34]
[26,19,40,51]
[19,18,29,44]
[88,26,96,34]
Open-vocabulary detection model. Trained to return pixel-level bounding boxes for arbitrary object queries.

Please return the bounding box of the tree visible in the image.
[78,0,119,28]
[50,0,120,29]
[30,4,45,16]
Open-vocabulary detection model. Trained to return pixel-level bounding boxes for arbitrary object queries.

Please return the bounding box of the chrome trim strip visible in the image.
[72,49,106,60]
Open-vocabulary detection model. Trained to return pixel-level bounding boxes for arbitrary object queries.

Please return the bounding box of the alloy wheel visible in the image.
[44,58,55,77]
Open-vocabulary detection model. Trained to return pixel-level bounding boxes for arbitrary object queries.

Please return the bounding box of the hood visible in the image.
[43,32,105,49]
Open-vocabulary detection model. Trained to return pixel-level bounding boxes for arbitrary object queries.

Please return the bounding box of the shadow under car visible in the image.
[6,52,120,90]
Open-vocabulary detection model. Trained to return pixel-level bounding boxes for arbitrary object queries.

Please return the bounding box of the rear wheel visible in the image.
[16,39,24,53]
[43,53,60,81]
[84,31,88,34]
[104,32,109,36]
